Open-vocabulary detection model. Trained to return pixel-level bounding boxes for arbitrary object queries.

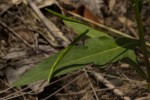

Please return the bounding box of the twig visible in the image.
[90,71,131,100]
[28,0,70,44]
[0,4,13,16]
[43,73,85,100]
[55,88,113,96]
[83,68,99,100]
[68,11,134,39]
[2,71,82,100]
[135,95,150,100]
[28,0,55,41]
[68,11,150,47]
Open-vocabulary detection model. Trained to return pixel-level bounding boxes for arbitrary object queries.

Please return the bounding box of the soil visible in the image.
[0,0,150,100]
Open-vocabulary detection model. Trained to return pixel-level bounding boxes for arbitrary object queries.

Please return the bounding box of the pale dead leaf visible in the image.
[109,0,116,13]
[4,55,45,84]
[15,29,35,44]
[28,80,49,93]
[118,16,138,38]
[118,16,134,27]
[4,66,30,84]
[4,48,26,59]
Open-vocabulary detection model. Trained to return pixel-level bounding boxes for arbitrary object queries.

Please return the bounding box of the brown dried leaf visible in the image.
[15,29,35,44]
[84,0,104,16]
[72,6,100,23]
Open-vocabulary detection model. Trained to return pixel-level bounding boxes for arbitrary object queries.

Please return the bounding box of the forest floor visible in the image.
[0,0,150,100]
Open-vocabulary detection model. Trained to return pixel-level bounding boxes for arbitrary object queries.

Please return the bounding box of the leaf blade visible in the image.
[13,36,137,86]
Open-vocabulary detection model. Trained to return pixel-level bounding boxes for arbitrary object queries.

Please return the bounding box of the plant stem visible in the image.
[130,0,150,82]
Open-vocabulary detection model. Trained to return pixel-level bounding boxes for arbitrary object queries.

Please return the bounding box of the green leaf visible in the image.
[63,20,112,38]
[13,36,137,86]
[121,52,147,79]
[117,37,147,79]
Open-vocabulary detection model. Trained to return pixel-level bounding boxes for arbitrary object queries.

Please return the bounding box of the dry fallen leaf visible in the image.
[84,0,104,16]
[72,6,100,23]
[4,66,30,84]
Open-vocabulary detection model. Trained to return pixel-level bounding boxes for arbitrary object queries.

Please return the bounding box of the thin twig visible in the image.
[135,95,150,100]
[90,71,131,100]
[83,68,99,100]
[55,88,113,96]
[43,73,85,100]
[28,0,70,44]
[68,11,150,47]
[2,71,82,100]
[28,0,55,41]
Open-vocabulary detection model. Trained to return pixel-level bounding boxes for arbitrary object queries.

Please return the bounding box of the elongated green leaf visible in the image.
[63,20,112,38]
[13,36,137,86]
[45,9,111,38]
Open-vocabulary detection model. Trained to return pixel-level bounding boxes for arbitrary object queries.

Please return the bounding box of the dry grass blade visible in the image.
[28,0,70,45]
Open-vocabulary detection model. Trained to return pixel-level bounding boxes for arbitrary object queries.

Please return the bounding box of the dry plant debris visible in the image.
[0,0,150,100]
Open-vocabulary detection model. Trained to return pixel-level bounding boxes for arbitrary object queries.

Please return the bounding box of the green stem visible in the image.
[130,0,150,82]
[48,29,89,82]
[45,8,83,24]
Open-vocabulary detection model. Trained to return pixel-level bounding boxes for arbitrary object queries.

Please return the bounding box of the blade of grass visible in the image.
[48,29,89,82]
[130,0,150,82]
[45,8,83,24]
